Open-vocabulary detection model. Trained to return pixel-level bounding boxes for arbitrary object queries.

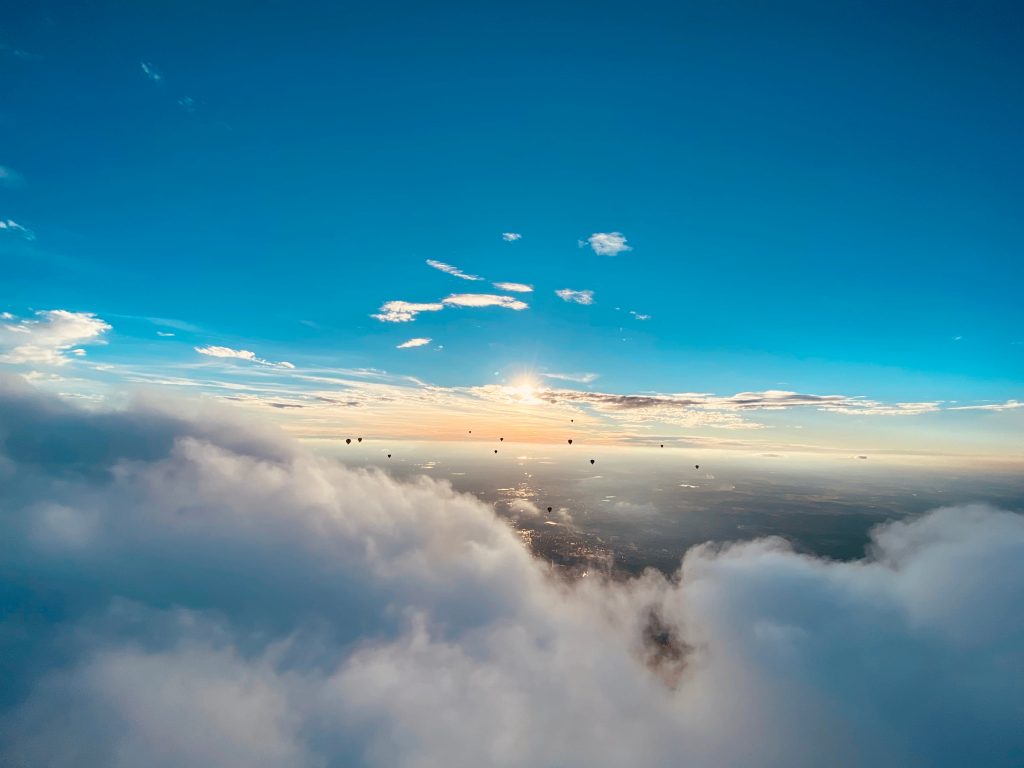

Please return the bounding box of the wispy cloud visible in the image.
[492,282,533,293]
[177,96,195,113]
[585,232,631,256]
[0,166,23,187]
[0,310,110,365]
[556,289,594,305]
[947,400,1023,412]
[140,61,163,83]
[0,219,35,240]
[156,331,175,337]
[541,372,599,384]
[372,301,445,323]
[195,345,295,369]
[629,311,651,321]
[442,294,528,310]
[502,232,522,242]
[396,338,432,349]
[426,259,483,281]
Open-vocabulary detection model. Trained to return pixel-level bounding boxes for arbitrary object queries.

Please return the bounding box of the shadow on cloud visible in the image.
[0,374,1021,767]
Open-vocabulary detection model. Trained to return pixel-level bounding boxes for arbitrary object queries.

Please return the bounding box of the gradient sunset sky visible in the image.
[2,1,1021,464]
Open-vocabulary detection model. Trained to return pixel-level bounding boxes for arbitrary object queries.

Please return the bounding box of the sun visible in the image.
[507,374,543,404]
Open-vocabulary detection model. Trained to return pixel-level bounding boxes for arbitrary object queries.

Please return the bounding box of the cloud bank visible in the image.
[0,377,1021,767]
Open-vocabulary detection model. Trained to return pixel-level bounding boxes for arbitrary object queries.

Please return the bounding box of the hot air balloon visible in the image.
[695,464,700,470]
[357,437,363,443]
[345,438,351,445]
[387,454,392,458]
[494,449,498,454]
[567,439,573,445]
[590,459,595,465]
[500,437,504,442]
[547,506,553,513]
[660,444,664,448]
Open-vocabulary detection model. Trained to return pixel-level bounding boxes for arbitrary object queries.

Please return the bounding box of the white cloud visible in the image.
[140,61,162,83]
[195,346,294,369]
[426,259,483,281]
[371,301,445,323]
[0,218,35,240]
[0,166,23,187]
[492,282,533,293]
[502,232,522,242]
[555,289,594,305]
[630,311,651,321]
[396,338,431,349]
[541,372,599,384]
[178,96,196,113]
[0,310,110,366]
[0,381,1021,767]
[156,331,175,337]
[442,294,528,311]
[947,400,1023,412]
[586,232,631,256]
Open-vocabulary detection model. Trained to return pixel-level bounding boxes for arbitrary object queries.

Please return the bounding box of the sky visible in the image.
[2,0,1023,464]
[2,4,1024,766]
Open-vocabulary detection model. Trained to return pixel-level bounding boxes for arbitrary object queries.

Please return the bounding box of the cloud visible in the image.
[0,218,35,240]
[0,165,23,187]
[586,232,631,256]
[195,345,295,369]
[0,310,110,366]
[947,400,1023,412]
[556,289,594,305]
[156,331,175,337]
[372,301,445,323]
[0,380,1021,767]
[492,282,533,293]
[140,61,162,83]
[630,311,651,321]
[178,96,196,113]
[442,294,528,311]
[502,233,522,242]
[541,372,600,384]
[426,260,483,281]
[396,338,431,349]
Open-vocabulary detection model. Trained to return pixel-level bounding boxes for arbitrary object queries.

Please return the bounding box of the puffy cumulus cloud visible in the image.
[396,337,431,349]
[556,288,595,305]
[1,309,110,365]
[0,378,1022,766]
[425,259,483,281]
[586,231,631,256]
[502,232,522,241]
[195,345,295,369]
[442,293,528,311]
[492,281,533,293]
[371,300,445,323]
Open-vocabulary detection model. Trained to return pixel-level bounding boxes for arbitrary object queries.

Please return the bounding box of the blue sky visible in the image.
[2,1,1022,458]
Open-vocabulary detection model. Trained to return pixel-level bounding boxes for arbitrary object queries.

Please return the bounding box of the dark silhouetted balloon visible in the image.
[469,430,472,434]
[547,506,553,513]
[345,438,351,444]
[590,459,595,465]
[567,439,573,445]
[387,454,391,458]
[570,419,574,423]
[500,437,504,442]
[494,449,498,454]
[660,444,664,448]
[695,464,700,469]
[357,437,363,443]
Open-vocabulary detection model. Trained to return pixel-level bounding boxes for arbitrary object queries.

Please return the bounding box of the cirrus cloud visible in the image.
[426,260,483,281]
